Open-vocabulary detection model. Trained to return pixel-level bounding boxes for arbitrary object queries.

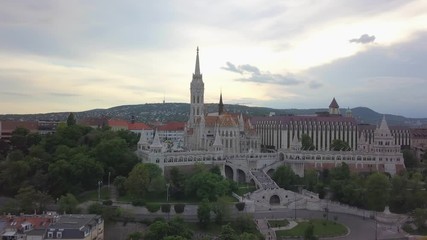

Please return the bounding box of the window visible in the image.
[48,232,53,238]
[57,232,62,238]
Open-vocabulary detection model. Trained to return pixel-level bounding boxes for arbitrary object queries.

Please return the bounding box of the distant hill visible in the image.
[1,103,426,127]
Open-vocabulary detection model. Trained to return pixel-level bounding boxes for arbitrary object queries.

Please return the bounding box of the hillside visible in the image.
[1,103,426,127]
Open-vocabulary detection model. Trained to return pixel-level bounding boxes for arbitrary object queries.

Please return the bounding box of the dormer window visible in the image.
[57,232,62,238]
[47,232,53,238]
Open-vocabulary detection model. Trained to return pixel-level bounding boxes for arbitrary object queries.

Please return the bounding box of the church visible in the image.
[184,47,260,154]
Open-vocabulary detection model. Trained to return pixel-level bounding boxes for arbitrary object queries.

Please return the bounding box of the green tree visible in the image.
[113,176,127,196]
[212,197,231,224]
[414,208,427,230]
[366,173,391,211]
[58,193,79,213]
[330,139,350,151]
[403,149,418,169]
[67,113,77,126]
[301,134,315,150]
[219,223,238,240]
[304,223,318,240]
[125,163,151,199]
[185,171,230,201]
[272,165,299,190]
[15,185,52,213]
[197,198,211,228]
[238,232,259,240]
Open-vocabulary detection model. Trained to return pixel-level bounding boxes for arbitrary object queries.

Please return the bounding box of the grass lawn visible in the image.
[276,219,347,238]
[78,187,110,202]
[268,219,289,228]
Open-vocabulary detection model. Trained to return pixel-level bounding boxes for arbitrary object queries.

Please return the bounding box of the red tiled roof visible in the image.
[2,216,52,230]
[107,119,129,127]
[329,98,339,108]
[251,115,357,125]
[411,128,427,139]
[158,122,186,131]
[0,121,38,132]
[128,122,152,130]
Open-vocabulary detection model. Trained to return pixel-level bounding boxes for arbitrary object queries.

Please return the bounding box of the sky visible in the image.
[0,0,426,118]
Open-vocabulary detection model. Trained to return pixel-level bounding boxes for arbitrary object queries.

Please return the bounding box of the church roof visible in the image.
[329,97,339,108]
[150,130,162,148]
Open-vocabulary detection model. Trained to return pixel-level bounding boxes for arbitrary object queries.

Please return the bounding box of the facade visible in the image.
[0,120,38,141]
[252,98,411,151]
[0,213,102,240]
[45,214,103,240]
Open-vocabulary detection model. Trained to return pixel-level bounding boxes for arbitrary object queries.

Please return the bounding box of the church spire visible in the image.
[218,90,224,115]
[195,47,200,75]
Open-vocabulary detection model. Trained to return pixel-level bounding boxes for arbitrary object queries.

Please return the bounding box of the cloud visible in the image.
[0,91,31,97]
[48,92,80,97]
[349,34,376,44]
[222,62,302,86]
[221,62,242,74]
[308,81,323,89]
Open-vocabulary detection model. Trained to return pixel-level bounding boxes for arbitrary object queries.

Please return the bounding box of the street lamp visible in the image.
[98,180,103,202]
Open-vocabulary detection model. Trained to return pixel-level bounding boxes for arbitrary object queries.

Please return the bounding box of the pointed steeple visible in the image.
[218,91,224,115]
[150,129,162,151]
[329,97,340,115]
[213,126,223,147]
[195,46,200,75]
[379,115,390,131]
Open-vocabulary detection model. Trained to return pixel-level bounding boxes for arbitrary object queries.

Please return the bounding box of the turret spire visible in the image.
[195,46,200,75]
[218,90,224,115]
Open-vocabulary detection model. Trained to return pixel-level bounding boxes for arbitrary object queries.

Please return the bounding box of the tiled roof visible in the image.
[107,119,129,127]
[329,97,339,108]
[158,122,185,131]
[251,115,357,125]
[0,121,38,132]
[411,128,427,138]
[128,122,152,130]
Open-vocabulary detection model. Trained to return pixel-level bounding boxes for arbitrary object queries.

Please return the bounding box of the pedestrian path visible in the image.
[255,218,277,240]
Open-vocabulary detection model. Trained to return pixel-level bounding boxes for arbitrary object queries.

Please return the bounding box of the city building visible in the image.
[45,214,103,240]
[137,48,405,180]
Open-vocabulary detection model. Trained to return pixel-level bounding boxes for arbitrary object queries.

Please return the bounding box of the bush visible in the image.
[88,203,104,215]
[103,200,113,206]
[146,203,160,213]
[132,199,146,206]
[235,202,245,211]
[161,203,171,213]
[174,204,185,214]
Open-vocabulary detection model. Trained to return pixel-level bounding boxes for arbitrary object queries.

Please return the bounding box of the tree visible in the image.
[67,113,76,126]
[125,163,151,199]
[58,193,79,213]
[304,223,317,240]
[366,173,391,211]
[238,232,259,240]
[219,224,238,240]
[272,165,299,190]
[197,198,211,227]
[212,197,231,224]
[330,139,350,151]
[301,134,315,150]
[403,149,418,168]
[113,176,127,196]
[15,185,52,213]
[414,208,427,230]
[185,171,230,201]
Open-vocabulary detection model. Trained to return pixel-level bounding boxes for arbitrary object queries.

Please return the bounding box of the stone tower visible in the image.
[189,47,205,126]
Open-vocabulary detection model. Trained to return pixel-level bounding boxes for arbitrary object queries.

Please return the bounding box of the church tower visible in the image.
[189,47,205,126]
[218,91,224,115]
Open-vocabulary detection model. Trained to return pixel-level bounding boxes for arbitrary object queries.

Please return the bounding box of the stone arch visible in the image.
[237,169,246,183]
[279,152,285,161]
[269,195,280,205]
[224,165,234,180]
[249,178,256,187]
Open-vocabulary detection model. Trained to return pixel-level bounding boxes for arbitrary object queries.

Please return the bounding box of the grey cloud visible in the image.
[48,92,80,97]
[349,34,376,44]
[0,91,31,97]
[308,81,323,89]
[221,62,242,74]
[222,62,302,86]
